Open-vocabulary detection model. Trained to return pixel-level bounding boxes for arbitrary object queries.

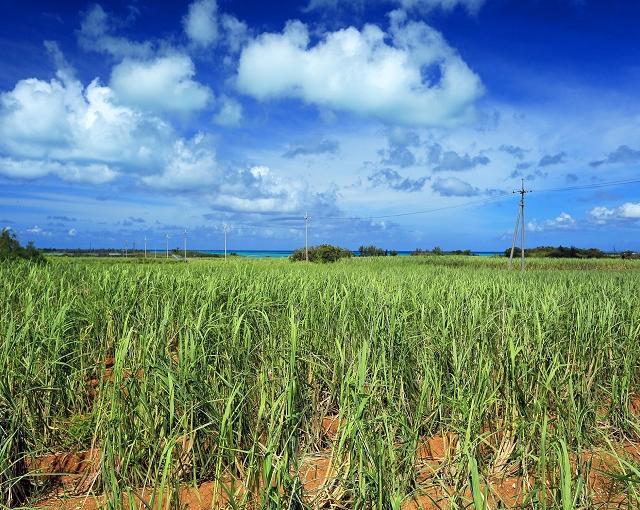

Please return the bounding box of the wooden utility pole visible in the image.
[223,224,229,261]
[509,179,531,272]
[304,212,310,262]
[184,229,187,262]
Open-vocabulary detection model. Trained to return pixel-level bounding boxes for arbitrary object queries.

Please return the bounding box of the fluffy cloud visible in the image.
[590,145,640,168]
[237,12,483,126]
[426,143,490,171]
[368,168,428,192]
[183,0,218,47]
[213,96,243,126]
[589,203,640,224]
[0,158,118,184]
[379,129,420,167]
[431,176,480,196]
[141,134,219,191]
[0,72,171,173]
[110,55,212,113]
[78,4,153,59]
[212,166,341,215]
[527,212,576,232]
[68,228,77,237]
[183,0,248,52]
[282,139,339,158]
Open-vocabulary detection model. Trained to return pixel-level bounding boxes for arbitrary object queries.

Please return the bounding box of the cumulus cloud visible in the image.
[213,96,243,126]
[426,143,490,171]
[368,168,428,192]
[431,176,480,196]
[379,128,420,167]
[183,0,248,52]
[110,55,212,113]
[589,202,640,224]
[590,145,640,168]
[0,158,118,184]
[212,166,341,215]
[527,212,576,232]
[538,152,566,167]
[183,0,218,47]
[282,139,339,158]
[237,12,483,126]
[141,134,219,191]
[78,4,153,59]
[0,71,172,165]
[68,228,77,237]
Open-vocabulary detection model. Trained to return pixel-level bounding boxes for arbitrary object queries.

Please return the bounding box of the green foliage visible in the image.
[2,256,640,507]
[411,246,472,256]
[358,245,385,257]
[290,243,352,263]
[0,228,46,264]
[505,245,610,258]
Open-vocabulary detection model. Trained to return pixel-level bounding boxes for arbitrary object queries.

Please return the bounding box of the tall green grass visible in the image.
[1,256,640,508]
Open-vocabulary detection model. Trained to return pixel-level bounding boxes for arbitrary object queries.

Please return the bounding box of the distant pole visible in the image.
[184,229,187,262]
[510,178,531,272]
[124,242,127,258]
[144,236,147,258]
[166,234,169,259]
[223,224,229,261]
[508,207,521,270]
[304,212,310,262]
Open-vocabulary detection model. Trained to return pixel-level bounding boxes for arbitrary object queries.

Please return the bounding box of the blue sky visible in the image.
[1,0,639,251]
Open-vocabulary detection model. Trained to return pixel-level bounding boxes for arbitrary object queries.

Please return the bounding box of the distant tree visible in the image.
[0,229,46,264]
[290,244,352,263]
[358,245,386,257]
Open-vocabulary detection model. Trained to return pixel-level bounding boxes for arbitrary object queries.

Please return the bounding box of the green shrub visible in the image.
[290,244,352,263]
[0,229,46,264]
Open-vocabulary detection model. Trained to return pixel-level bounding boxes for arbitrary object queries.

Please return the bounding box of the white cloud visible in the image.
[68,228,77,237]
[110,55,212,113]
[589,202,640,224]
[221,14,249,53]
[213,96,243,126]
[527,212,576,232]
[0,158,118,184]
[141,135,219,191]
[26,225,51,236]
[400,0,486,14]
[236,13,482,126]
[78,4,153,59]
[183,0,248,52]
[0,72,172,165]
[183,0,219,47]
[431,176,479,196]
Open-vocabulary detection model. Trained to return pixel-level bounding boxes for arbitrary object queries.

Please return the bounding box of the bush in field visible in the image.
[358,245,385,257]
[0,228,46,264]
[290,244,352,263]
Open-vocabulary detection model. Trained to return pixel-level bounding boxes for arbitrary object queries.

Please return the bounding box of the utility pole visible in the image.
[124,241,128,258]
[223,224,229,261]
[184,229,187,262]
[144,236,147,258]
[166,234,169,259]
[304,211,310,262]
[509,178,531,272]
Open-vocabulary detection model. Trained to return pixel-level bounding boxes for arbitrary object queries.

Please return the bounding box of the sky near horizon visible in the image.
[1,0,639,251]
